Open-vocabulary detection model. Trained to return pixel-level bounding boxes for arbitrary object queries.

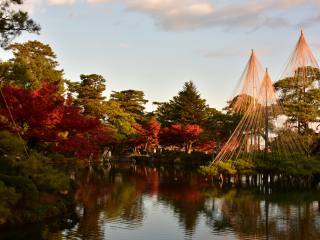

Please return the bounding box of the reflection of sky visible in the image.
[104,195,236,240]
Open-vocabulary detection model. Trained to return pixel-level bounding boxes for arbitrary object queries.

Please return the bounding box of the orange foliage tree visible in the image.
[159,124,203,154]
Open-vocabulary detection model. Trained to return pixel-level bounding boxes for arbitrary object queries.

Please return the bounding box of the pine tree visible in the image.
[0,0,40,47]
[2,41,64,92]
[274,66,320,133]
[110,90,148,123]
[155,81,208,126]
[67,74,107,119]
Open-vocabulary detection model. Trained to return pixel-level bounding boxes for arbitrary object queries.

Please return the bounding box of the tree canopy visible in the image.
[1,41,64,91]
[274,66,320,133]
[0,0,40,47]
[155,81,208,126]
[67,74,107,119]
[110,89,148,123]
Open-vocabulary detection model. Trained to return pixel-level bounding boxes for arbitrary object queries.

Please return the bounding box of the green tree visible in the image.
[274,66,320,133]
[110,90,148,123]
[104,100,136,140]
[224,94,254,115]
[67,76,138,141]
[202,108,241,151]
[0,0,40,47]
[1,41,64,91]
[67,74,107,118]
[155,81,208,126]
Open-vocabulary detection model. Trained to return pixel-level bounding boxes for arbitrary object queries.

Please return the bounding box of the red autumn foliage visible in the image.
[195,140,215,154]
[132,118,161,151]
[53,125,113,160]
[0,82,64,141]
[0,82,114,159]
[159,124,203,153]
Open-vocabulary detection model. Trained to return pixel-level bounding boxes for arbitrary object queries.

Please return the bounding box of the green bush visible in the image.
[0,180,21,224]
[33,168,70,193]
[0,131,26,155]
[0,131,26,172]
[0,131,75,225]
[0,174,39,209]
[199,165,219,176]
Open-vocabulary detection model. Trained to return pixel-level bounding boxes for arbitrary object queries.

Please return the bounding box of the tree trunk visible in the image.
[185,142,193,154]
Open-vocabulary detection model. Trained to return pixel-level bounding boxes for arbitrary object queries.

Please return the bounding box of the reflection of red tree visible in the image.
[72,166,216,236]
[76,183,113,210]
[160,183,201,202]
[133,167,160,196]
[158,180,205,233]
[134,166,208,232]
[75,172,114,210]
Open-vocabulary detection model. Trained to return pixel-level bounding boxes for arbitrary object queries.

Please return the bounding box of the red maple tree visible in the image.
[159,124,203,153]
[132,118,161,152]
[0,82,114,160]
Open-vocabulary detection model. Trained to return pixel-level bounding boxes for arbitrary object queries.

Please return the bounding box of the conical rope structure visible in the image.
[276,30,320,132]
[213,30,319,164]
[281,30,319,80]
[213,69,306,163]
[229,49,264,114]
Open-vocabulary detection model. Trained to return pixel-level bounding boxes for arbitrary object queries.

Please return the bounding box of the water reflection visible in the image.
[2,164,320,240]
[71,164,320,240]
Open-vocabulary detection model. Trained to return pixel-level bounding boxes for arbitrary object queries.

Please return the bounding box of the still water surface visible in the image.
[2,164,320,239]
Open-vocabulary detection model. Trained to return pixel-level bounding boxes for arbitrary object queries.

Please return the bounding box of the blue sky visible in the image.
[2,0,320,111]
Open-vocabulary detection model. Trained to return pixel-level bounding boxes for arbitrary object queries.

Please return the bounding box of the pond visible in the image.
[1,163,320,240]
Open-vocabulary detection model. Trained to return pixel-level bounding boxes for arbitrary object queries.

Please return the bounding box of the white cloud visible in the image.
[122,0,320,30]
[188,3,213,15]
[19,0,43,13]
[21,0,77,13]
[126,0,214,17]
[23,0,320,31]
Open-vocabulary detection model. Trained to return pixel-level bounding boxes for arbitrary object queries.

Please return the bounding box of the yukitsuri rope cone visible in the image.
[280,30,319,80]
[212,49,266,163]
[213,69,305,163]
[213,30,319,164]
[276,30,320,132]
[229,49,264,114]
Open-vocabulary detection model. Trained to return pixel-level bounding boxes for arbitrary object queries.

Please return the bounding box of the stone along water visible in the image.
[1,164,320,240]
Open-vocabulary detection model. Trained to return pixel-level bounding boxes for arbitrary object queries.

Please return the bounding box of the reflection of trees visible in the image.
[127,165,208,235]
[159,182,204,234]
[133,165,204,233]
[67,165,146,239]
[43,165,320,239]
[73,166,114,240]
[202,188,320,239]
[155,168,207,235]
[76,208,104,240]
[103,181,144,228]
